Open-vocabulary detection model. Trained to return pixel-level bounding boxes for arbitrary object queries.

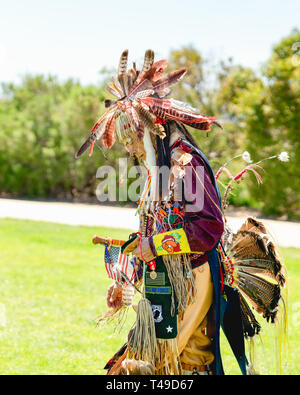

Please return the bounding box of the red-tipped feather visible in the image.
[75,108,116,158]
[152,68,186,92]
[151,59,168,81]
[128,59,168,96]
[141,97,218,130]
[102,114,116,149]
[89,141,95,157]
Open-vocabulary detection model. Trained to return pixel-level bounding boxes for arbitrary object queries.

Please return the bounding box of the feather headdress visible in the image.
[75,49,220,158]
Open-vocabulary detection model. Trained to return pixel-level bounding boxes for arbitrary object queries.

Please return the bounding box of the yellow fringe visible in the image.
[156,338,182,375]
[163,254,196,315]
[128,298,158,365]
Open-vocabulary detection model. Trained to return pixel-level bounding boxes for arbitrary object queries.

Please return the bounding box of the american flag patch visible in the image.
[104,245,136,283]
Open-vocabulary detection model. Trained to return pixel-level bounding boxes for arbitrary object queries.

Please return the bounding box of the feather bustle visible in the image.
[223,216,287,335]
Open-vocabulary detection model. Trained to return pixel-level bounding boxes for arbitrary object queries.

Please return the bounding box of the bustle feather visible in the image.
[222,217,287,336]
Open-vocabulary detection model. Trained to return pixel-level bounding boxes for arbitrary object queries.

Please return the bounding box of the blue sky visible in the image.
[0,0,299,85]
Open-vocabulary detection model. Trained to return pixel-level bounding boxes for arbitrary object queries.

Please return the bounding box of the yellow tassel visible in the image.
[163,254,195,315]
[128,298,158,365]
[156,339,182,375]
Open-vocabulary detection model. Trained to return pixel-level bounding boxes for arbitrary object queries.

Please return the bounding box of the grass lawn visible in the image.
[0,218,299,375]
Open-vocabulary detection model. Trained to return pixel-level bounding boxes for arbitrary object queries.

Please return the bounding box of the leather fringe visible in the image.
[163,254,196,315]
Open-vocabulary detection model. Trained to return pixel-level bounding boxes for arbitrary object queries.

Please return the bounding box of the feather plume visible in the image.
[169,99,201,114]
[76,49,221,156]
[128,79,154,100]
[106,82,122,99]
[118,49,129,76]
[157,88,171,98]
[117,50,129,96]
[128,58,166,95]
[127,72,133,90]
[105,99,117,108]
[237,271,281,322]
[141,97,218,132]
[152,69,187,92]
[75,109,115,158]
[184,121,211,131]
[126,50,154,94]
[75,134,97,159]
[134,89,155,100]
[134,59,168,87]
[236,259,284,285]
[134,102,166,138]
[141,49,155,74]
[128,65,138,84]
[102,113,116,149]
[239,292,261,337]
[112,77,124,95]
[151,59,168,81]
[129,106,144,139]
[132,62,139,82]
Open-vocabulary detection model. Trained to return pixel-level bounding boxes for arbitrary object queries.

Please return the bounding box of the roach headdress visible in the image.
[75,49,220,158]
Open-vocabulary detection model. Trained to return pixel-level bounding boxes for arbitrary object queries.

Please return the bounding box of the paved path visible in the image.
[0,198,299,248]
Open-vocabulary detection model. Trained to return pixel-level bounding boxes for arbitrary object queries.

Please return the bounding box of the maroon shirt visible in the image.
[148,139,224,269]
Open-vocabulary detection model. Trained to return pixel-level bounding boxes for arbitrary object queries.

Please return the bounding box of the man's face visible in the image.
[123,135,146,162]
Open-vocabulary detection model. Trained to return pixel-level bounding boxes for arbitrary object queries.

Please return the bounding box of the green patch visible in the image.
[145,259,178,339]
[145,286,172,295]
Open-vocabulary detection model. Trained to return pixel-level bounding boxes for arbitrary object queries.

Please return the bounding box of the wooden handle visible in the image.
[92,235,126,246]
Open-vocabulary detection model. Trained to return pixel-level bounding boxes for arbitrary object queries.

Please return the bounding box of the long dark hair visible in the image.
[156,121,199,168]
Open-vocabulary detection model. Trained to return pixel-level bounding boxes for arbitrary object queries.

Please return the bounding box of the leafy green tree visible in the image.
[0,75,121,199]
[167,47,254,206]
[236,30,300,218]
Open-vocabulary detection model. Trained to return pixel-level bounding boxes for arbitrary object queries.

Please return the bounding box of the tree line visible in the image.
[0,30,299,219]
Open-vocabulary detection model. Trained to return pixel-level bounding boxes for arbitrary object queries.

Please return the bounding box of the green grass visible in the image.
[0,218,299,375]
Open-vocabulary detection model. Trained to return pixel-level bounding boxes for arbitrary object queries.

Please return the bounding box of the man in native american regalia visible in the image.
[76,50,287,375]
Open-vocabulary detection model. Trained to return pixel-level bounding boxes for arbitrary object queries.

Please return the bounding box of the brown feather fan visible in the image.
[222,217,287,336]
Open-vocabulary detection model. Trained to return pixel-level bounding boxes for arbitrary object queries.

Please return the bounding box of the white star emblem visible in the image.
[166,325,173,333]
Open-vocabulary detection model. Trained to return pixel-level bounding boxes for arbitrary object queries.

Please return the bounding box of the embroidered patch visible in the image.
[145,272,165,286]
[152,305,163,323]
[166,325,173,333]
[145,286,172,295]
[153,229,191,256]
